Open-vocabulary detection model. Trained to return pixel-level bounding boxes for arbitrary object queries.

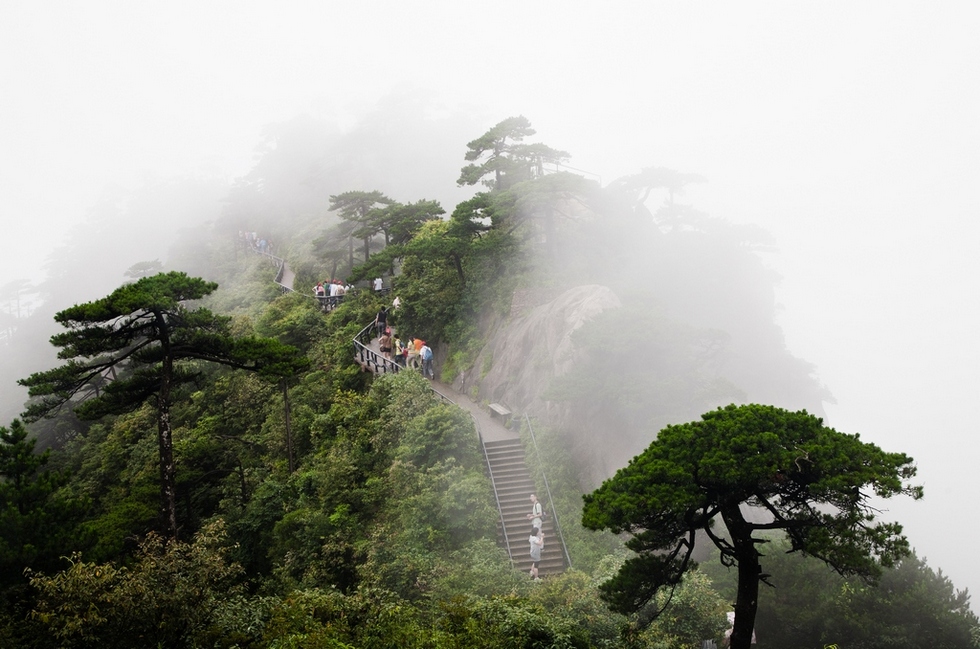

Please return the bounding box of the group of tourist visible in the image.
[239,231,272,255]
[240,232,547,581]
[313,279,351,310]
[377,328,434,379]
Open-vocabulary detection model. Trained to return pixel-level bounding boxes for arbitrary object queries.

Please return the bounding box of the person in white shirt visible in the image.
[528,526,544,580]
[526,494,543,531]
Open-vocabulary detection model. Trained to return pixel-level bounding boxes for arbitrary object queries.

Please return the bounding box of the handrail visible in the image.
[472,412,515,569]
[353,338,402,375]
[524,413,572,569]
[246,233,538,576]
[352,318,513,568]
[245,240,358,309]
[245,244,294,294]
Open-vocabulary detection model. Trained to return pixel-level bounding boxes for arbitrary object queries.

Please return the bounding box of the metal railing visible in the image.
[247,236,560,576]
[352,319,514,568]
[524,413,572,569]
[245,244,293,295]
[352,323,402,375]
[473,411,515,568]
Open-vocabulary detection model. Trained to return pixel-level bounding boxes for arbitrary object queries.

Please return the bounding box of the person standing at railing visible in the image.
[334,281,346,308]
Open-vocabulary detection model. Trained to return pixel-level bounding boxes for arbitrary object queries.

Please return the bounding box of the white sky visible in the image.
[3,1,979,602]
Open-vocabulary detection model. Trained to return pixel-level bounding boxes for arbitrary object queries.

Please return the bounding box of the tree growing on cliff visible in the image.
[457,116,569,191]
[581,404,922,649]
[19,272,307,540]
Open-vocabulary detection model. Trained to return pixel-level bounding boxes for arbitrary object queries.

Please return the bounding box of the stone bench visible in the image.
[488,403,512,421]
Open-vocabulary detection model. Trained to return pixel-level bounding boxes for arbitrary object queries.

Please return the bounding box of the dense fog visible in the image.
[2,2,979,607]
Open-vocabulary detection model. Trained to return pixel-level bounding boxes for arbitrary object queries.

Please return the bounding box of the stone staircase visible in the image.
[348,315,568,578]
[483,438,566,576]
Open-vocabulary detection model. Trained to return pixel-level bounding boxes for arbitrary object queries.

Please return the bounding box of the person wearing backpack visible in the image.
[420,342,434,379]
[526,494,543,532]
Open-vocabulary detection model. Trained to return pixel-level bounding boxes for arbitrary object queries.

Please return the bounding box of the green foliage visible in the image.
[396,404,481,469]
[583,404,921,647]
[261,586,436,649]
[54,409,160,561]
[222,474,293,579]
[458,116,569,191]
[19,271,308,539]
[425,538,527,602]
[257,292,333,353]
[26,520,245,649]
[526,570,627,647]
[633,570,728,649]
[270,503,363,592]
[435,594,592,649]
[0,420,84,585]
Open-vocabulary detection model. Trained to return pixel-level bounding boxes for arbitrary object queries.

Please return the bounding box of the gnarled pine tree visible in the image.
[19,271,307,539]
[582,403,922,649]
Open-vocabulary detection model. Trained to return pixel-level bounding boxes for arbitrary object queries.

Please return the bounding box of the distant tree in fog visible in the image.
[0,279,33,320]
[457,115,569,191]
[370,199,445,247]
[328,190,396,267]
[608,166,706,223]
[124,260,164,280]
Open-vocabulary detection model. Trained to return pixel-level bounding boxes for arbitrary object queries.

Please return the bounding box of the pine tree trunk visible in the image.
[722,505,760,649]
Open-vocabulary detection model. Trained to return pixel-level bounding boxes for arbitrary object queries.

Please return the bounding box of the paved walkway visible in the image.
[270,247,519,445]
[278,262,295,292]
[433,381,519,444]
[363,334,518,444]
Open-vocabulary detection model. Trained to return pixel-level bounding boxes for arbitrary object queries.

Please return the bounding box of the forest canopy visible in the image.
[0,114,972,648]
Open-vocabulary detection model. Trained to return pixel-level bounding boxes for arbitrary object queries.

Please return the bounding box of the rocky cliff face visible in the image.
[463,284,620,409]
[458,276,829,487]
[455,284,624,483]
